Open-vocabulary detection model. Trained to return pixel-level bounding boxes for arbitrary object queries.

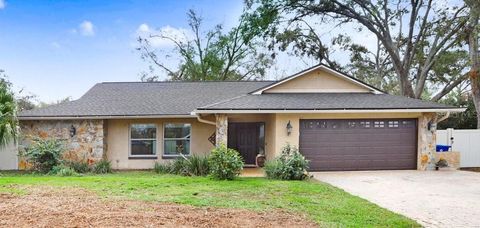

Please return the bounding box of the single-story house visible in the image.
[17,64,464,171]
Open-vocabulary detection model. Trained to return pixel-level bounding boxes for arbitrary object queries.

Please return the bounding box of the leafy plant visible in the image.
[265,144,309,180]
[155,155,210,176]
[24,138,64,173]
[64,160,91,173]
[208,144,244,180]
[183,154,210,176]
[0,73,18,148]
[154,162,173,174]
[93,159,112,174]
[436,158,449,168]
[50,164,78,177]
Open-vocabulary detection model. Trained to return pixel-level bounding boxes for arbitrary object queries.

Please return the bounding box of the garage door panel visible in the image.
[300,119,417,171]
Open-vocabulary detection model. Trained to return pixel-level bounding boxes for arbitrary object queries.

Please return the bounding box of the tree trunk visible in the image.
[466,0,480,129]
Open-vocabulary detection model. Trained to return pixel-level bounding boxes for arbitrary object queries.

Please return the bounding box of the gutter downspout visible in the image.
[195,113,216,125]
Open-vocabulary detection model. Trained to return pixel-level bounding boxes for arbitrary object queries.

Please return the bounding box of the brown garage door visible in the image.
[299,119,417,171]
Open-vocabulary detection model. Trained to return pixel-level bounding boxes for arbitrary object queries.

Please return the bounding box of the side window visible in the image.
[164,123,191,156]
[130,124,157,157]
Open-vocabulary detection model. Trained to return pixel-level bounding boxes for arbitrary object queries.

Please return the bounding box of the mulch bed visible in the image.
[0,186,316,227]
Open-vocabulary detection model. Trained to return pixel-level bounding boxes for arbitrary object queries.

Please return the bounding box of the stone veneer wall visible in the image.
[417,113,437,170]
[19,120,107,165]
[215,114,228,146]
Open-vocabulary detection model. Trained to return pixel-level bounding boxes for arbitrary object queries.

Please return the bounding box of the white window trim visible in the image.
[129,124,158,158]
[162,123,192,157]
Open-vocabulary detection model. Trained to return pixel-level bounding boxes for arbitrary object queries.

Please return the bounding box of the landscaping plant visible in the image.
[50,164,78,176]
[264,144,309,180]
[154,162,173,174]
[64,160,91,173]
[154,154,210,176]
[23,137,64,173]
[93,159,112,174]
[208,144,244,180]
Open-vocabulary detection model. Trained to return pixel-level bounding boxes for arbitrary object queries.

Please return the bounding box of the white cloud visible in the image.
[136,23,191,47]
[0,0,5,9]
[50,42,61,49]
[79,20,95,36]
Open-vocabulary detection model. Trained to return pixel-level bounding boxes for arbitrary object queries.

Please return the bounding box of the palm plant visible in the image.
[0,78,18,148]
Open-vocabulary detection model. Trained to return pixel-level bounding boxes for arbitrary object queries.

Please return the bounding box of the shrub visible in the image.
[155,155,210,176]
[183,154,210,176]
[50,164,78,176]
[24,138,64,173]
[208,144,244,180]
[264,144,309,180]
[154,162,173,174]
[64,160,91,173]
[93,159,112,174]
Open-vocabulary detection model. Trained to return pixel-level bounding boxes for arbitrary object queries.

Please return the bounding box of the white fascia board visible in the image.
[193,108,466,114]
[18,114,196,120]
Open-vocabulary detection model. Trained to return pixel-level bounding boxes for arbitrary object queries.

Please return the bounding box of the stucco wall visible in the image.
[0,142,18,170]
[19,120,106,167]
[264,69,371,93]
[107,118,215,169]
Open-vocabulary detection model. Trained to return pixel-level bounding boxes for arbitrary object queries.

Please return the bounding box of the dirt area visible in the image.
[0,186,316,227]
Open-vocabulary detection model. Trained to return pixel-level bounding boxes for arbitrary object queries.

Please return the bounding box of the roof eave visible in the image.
[18,114,196,120]
[193,108,466,114]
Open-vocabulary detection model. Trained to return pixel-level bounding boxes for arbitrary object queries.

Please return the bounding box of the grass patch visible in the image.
[0,171,419,227]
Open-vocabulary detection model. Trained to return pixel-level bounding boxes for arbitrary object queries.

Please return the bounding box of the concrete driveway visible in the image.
[313,170,480,227]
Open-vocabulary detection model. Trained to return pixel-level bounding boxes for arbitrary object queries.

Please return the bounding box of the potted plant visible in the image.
[435,158,449,170]
[256,153,266,167]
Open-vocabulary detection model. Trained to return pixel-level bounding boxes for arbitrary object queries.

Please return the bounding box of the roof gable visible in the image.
[251,64,384,94]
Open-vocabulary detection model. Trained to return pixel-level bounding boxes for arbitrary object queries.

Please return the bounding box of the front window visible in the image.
[130,124,157,156]
[164,123,191,156]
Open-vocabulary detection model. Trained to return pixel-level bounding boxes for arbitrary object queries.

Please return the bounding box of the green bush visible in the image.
[24,138,64,173]
[208,144,244,180]
[154,155,210,176]
[93,159,112,174]
[64,160,91,173]
[50,164,78,176]
[264,144,309,180]
[154,162,173,174]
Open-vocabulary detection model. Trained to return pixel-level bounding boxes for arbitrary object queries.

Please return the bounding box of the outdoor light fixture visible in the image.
[428,121,437,132]
[69,125,76,137]
[286,121,293,135]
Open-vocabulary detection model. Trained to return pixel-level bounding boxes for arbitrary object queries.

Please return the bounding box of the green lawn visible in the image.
[0,171,419,227]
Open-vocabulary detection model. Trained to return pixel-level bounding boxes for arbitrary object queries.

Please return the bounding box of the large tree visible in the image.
[138,10,272,81]
[0,70,18,147]
[465,0,480,128]
[245,0,469,101]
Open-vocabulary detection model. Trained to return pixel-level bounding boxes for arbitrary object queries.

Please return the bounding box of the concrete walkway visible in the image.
[313,170,480,227]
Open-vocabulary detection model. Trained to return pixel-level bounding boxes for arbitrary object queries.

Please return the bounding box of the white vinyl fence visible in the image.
[437,129,480,168]
[0,142,18,170]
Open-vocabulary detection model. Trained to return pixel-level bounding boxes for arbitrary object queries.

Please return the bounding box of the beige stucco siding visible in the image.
[264,69,371,93]
[107,118,215,169]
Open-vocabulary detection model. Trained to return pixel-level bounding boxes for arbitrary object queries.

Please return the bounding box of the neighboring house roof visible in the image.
[19,81,273,119]
[195,93,458,113]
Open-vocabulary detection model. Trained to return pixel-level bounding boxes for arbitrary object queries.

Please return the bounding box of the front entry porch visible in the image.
[227,122,265,166]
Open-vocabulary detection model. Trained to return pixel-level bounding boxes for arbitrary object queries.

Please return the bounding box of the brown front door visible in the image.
[228,123,262,165]
[300,119,417,171]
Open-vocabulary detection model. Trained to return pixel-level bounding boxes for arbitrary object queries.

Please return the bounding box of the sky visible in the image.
[0,0,267,103]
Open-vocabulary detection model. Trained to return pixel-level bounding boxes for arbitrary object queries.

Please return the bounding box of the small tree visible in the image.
[0,71,18,148]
